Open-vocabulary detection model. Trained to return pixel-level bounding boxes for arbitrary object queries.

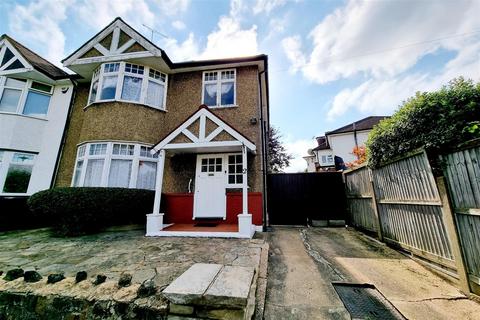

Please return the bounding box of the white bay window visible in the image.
[72,142,158,190]
[88,62,167,110]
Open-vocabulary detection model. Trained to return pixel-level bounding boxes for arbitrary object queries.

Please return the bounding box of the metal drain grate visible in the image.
[333,283,406,320]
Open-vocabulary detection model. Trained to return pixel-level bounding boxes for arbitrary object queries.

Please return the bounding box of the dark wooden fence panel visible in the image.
[267,172,346,225]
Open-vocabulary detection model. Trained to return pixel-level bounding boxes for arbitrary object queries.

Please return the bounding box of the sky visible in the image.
[1,0,479,172]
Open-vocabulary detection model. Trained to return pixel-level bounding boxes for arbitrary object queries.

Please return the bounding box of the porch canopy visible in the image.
[146,105,257,237]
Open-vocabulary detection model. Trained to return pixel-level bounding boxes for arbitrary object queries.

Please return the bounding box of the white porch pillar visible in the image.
[238,145,253,238]
[146,149,166,236]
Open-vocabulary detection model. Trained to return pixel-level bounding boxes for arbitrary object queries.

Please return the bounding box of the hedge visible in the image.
[28,187,154,236]
[0,196,47,232]
[367,78,480,168]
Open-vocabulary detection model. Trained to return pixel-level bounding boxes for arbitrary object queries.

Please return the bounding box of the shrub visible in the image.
[367,78,480,167]
[0,196,46,231]
[28,187,154,236]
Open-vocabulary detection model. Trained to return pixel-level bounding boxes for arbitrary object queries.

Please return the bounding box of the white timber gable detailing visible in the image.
[63,19,163,66]
[0,39,33,75]
[151,107,256,153]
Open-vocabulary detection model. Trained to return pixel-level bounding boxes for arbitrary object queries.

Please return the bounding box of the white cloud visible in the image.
[76,0,155,30]
[283,0,480,84]
[155,0,189,16]
[199,16,258,59]
[284,138,316,173]
[172,20,186,30]
[253,0,286,15]
[161,33,199,62]
[327,39,480,120]
[8,0,72,66]
[280,0,480,120]
[281,36,306,73]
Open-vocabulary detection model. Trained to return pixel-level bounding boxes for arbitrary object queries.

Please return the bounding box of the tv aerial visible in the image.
[142,24,169,42]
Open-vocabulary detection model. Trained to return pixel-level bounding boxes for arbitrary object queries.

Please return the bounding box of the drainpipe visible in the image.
[50,78,78,189]
[353,122,358,149]
[258,56,269,232]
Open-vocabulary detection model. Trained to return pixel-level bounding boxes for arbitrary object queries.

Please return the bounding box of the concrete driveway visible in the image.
[264,227,480,320]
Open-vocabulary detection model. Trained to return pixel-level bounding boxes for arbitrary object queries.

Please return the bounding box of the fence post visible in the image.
[369,168,384,241]
[436,176,471,294]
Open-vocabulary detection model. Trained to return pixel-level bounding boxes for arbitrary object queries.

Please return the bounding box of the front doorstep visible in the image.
[145,229,255,239]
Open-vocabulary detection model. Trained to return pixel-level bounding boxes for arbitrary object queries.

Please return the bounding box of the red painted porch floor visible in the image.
[163,224,238,232]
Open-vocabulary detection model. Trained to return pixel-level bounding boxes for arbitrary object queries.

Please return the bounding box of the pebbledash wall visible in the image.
[55,66,264,195]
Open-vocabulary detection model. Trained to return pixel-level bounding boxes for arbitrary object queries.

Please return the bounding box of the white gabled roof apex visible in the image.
[62,17,164,67]
[152,106,256,153]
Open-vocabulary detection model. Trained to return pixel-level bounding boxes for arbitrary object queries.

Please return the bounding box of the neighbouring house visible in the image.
[54,18,269,238]
[0,35,74,197]
[305,116,388,172]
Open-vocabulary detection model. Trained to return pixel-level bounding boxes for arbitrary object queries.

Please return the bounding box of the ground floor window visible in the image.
[72,142,158,190]
[0,150,36,194]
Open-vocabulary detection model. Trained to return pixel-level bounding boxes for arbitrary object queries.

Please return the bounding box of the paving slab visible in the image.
[162,263,223,305]
[204,265,255,308]
[0,227,266,319]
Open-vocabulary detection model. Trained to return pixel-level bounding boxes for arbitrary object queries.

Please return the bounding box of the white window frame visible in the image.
[71,141,159,190]
[0,150,37,195]
[0,76,53,118]
[225,152,244,188]
[87,62,168,111]
[201,69,236,108]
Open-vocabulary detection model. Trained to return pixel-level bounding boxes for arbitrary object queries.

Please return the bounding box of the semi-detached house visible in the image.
[0,35,74,197]
[54,18,270,238]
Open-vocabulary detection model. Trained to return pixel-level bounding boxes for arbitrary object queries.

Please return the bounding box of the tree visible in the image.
[367,77,480,167]
[268,126,293,173]
[345,146,367,169]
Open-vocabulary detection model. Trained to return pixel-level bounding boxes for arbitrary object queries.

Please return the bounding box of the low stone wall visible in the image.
[0,229,269,319]
[0,291,168,320]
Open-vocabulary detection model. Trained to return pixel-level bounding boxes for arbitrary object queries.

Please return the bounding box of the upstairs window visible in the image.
[202,69,236,107]
[0,76,53,118]
[88,62,167,110]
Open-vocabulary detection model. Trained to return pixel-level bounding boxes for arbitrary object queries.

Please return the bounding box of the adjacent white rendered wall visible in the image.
[303,155,316,172]
[327,130,370,164]
[315,149,334,167]
[0,83,74,195]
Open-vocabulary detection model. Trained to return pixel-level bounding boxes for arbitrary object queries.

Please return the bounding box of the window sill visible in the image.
[84,100,167,112]
[0,192,32,197]
[206,105,238,110]
[0,111,48,121]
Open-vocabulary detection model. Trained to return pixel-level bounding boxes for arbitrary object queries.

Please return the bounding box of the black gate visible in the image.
[267,172,346,226]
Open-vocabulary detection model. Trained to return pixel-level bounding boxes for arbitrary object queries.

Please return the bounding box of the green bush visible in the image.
[367,78,480,167]
[27,187,154,236]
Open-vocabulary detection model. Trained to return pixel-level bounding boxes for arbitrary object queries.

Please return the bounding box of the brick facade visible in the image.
[55,66,264,193]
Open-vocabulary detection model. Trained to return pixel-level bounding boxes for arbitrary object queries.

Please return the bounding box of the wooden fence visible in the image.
[345,145,480,295]
[441,144,480,294]
[344,166,378,233]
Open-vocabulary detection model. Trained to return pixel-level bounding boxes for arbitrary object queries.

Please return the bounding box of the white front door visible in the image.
[193,155,226,219]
